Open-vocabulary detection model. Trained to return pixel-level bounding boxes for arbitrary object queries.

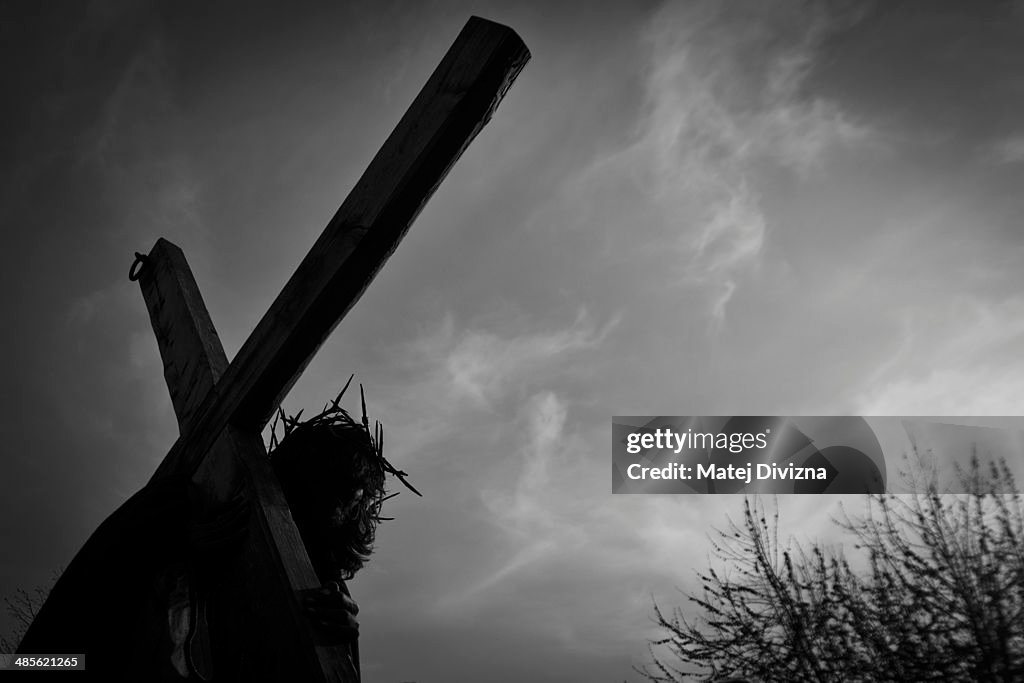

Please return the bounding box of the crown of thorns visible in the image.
[267,374,421,523]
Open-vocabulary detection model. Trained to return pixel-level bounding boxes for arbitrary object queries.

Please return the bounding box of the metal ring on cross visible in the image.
[128,252,149,281]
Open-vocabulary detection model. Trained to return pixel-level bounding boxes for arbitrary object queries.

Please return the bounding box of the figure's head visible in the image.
[268,382,419,582]
[271,423,385,581]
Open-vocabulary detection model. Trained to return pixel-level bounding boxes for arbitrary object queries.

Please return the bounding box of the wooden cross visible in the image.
[129,18,528,682]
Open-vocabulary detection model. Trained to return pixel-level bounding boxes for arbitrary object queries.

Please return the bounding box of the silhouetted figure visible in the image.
[19,390,414,681]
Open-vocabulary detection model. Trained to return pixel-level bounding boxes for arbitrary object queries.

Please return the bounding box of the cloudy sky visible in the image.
[3,1,1024,680]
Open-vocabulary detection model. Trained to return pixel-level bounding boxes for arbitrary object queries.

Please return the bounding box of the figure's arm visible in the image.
[16,475,191,655]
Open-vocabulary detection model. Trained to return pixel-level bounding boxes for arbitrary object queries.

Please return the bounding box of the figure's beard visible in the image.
[311,515,373,581]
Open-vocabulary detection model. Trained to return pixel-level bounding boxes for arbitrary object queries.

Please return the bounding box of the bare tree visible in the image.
[1,570,61,652]
[639,457,1024,682]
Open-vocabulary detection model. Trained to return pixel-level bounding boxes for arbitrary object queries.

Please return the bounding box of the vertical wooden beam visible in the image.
[135,241,359,682]
[137,239,228,429]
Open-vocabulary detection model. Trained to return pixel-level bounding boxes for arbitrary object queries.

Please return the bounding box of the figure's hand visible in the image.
[303,582,359,641]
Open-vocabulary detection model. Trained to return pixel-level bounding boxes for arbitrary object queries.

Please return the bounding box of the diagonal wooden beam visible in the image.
[135,241,359,681]
[151,16,529,483]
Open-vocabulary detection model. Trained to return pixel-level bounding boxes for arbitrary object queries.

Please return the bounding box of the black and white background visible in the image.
[3,2,1024,681]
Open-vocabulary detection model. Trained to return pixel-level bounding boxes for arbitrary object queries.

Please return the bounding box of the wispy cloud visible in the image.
[482,391,584,538]
[855,296,1024,415]
[407,309,617,412]
[641,1,870,323]
[538,0,870,329]
[986,133,1024,164]
[351,308,620,482]
[435,389,671,650]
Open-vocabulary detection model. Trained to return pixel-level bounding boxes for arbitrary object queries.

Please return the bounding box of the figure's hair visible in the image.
[267,377,419,580]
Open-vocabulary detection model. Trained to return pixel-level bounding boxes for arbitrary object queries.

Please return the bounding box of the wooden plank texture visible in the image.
[135,241,360,681]
[138,238,228,429]
[151,16,529,482]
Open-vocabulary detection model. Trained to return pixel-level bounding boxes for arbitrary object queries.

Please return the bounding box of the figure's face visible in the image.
[272,424,384,580]
[310,492,372,580]
[329,488,364,528]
